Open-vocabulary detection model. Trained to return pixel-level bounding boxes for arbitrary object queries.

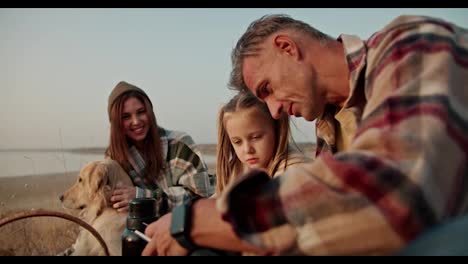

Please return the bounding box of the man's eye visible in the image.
[259,85,270,98]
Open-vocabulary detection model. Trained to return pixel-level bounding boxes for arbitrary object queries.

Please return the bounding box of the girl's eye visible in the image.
[122,115,130,120]
[252,134,262,140]
[232,140,241,145]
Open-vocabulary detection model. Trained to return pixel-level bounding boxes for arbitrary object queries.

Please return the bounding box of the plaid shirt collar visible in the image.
[316,34,367,155]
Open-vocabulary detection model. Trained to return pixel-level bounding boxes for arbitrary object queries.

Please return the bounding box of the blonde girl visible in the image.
[215,92,308,196]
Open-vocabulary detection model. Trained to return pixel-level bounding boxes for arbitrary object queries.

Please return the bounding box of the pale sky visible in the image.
[1,8,467,149]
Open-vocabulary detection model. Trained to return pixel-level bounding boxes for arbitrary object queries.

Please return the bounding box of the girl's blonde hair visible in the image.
[105,90,164,185]
[215,92,297,194]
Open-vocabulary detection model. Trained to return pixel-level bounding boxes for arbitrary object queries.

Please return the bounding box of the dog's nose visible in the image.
[59,194,64,202]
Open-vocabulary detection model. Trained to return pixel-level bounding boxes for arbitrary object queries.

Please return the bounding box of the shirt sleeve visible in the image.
[217,16,468,255]
[167,133,214,205]
[127,169,165,200]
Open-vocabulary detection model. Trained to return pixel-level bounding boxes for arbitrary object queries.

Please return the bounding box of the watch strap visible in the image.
[171,198,200,251]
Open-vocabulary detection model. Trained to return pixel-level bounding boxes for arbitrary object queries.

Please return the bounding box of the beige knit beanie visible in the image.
[107,81,153,120]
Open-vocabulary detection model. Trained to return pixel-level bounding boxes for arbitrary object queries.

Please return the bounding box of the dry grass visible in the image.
[0,172,80,256]
[0,210,79,256]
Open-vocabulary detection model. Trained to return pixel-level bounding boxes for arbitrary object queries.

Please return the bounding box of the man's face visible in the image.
[242,38,325,121]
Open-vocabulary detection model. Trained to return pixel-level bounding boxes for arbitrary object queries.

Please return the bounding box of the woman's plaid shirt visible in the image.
[128,127,214,215]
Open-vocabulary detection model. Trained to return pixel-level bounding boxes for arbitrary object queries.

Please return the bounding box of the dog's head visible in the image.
[60,159,133,220]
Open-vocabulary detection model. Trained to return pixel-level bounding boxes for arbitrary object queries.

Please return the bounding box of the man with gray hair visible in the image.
[142,14,468,255]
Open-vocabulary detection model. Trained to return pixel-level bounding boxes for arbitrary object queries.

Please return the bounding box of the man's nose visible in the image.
[266,99,283,119]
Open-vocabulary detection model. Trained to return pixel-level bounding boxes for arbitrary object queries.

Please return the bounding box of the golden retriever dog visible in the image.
[59,159,133,256]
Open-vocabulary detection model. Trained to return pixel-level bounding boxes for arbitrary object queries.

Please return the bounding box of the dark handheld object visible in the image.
[122,198,158,256]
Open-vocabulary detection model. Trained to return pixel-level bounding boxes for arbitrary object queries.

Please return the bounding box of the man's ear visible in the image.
[273,34,301,60]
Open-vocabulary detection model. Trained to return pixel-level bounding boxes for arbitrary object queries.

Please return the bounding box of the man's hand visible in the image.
[141,213,189,256]
[110,184,136,212]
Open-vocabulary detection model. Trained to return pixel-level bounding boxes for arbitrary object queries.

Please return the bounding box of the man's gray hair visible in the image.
[228,14,332,92]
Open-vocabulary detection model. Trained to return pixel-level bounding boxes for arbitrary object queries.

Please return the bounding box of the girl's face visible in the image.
[121,97,150,144]
[225,107,276,171]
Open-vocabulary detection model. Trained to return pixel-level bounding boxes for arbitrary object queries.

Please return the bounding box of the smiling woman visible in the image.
[104,81,214,217]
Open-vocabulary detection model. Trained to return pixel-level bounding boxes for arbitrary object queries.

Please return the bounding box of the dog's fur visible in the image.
[60,159,133,256]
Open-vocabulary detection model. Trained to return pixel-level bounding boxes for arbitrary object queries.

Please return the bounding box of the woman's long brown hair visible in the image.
[105,91,164,183]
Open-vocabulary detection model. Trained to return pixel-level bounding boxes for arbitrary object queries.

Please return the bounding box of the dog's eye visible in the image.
[78,177,82,183]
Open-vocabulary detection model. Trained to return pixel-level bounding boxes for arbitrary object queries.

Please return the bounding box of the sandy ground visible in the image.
[0,172,78,214]
[0,166,217,216]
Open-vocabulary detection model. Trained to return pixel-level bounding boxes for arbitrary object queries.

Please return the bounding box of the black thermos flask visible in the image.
[122,198,157,256]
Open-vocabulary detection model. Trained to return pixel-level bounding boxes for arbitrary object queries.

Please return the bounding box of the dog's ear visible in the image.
[105,161,117,188]
[87,162,111,219]
[91,162,109,192]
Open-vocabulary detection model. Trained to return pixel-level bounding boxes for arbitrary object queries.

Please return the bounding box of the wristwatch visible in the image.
[170,198,199,252]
